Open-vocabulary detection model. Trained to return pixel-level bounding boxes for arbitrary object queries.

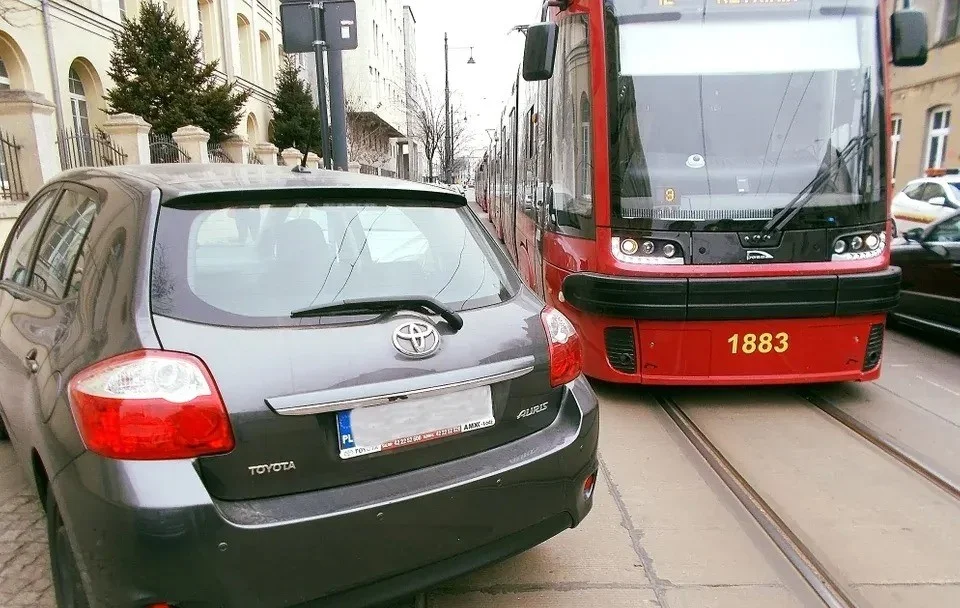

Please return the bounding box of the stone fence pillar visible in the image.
[222,134,250,164]
[306,152,321,170]
[0,90,60,196]
[348,161,361,174]
[173,125,210,163]
[280,147,302,166]
[253,142,279,166]
[101,113,151,165]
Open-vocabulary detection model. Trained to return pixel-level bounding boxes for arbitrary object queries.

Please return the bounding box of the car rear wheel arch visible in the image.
[32,449,50,512]
[46,487,91,608]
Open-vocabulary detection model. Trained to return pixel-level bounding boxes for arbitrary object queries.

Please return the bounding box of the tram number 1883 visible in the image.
[727,332,789,355]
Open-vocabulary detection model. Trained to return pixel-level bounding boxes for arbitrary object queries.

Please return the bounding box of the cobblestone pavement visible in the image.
[0,443,54,607]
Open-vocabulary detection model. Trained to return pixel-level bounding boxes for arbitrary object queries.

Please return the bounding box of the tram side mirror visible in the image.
[891,10,928,67]
[522,23,559,82]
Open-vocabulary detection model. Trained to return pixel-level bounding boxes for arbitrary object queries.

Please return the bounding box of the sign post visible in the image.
[280,0,357,170]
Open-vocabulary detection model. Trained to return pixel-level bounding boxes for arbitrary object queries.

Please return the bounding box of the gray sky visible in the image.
[407,0,540,158]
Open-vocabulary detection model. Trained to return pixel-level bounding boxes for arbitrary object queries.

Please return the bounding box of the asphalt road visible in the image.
[2,192,959,607]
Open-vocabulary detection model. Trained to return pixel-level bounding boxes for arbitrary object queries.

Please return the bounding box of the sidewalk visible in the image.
[0,444,54,607]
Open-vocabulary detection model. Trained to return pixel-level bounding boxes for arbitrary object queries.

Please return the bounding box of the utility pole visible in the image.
[327,50,349,170]
[444,32,452,184]
[442,35,475,184]
[281,0,357,170]
[311,2,333,168]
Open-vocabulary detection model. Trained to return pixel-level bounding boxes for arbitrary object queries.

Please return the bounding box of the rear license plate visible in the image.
[336,386,495,460]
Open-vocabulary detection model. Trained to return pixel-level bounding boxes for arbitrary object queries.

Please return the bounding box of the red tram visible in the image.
[476,0,929,385]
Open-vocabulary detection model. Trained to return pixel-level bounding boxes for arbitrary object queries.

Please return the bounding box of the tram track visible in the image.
[659,387,960,608]
[799,389,960,503]
[656,394,859,608]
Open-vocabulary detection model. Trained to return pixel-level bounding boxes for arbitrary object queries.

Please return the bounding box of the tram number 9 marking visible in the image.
[727,332,789,355]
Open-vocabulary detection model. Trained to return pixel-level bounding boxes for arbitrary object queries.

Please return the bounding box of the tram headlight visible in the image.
[832,233,885,261]
[620,238,640,255]
[611,237,685,265]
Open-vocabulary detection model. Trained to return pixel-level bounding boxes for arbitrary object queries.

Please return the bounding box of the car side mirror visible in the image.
[929,196,946,206]
[522,22,559,82]
[903,227,924,242]
[891,10,928,67]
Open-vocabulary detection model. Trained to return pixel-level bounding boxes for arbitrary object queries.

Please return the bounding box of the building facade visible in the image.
[890,0,960,184]
[0,0,286,241]
[0,0,283,145]
[396,4,426,181]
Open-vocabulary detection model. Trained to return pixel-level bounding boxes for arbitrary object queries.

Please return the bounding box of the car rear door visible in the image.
[150,194,563,501]
[0,187,61,447]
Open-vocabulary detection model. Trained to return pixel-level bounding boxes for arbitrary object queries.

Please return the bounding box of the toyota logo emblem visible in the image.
[392,320,441,359]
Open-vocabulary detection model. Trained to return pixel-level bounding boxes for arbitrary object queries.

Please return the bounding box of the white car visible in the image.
[891,172,960,235]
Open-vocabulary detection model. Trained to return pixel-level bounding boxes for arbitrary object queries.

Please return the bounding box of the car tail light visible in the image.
[541,307,583,387]
[68,350,235,460]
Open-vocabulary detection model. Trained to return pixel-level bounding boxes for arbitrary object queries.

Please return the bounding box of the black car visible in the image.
[890,209,960,336]
[0,164,599,608]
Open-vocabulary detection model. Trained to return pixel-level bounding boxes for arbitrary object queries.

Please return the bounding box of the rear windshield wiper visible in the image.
[291,296,464,331]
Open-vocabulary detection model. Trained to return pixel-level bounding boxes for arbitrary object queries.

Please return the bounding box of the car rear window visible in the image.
[947,181,960,197]
[151,198,519,327]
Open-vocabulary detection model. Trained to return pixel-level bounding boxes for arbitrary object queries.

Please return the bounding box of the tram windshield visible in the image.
[607,0,886,230]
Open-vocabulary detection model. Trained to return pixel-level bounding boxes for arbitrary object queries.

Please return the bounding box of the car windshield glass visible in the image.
[607,0,884,230]
[151,199,518,327]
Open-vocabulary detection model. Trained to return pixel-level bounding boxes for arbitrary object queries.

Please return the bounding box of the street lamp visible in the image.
[444,32,476,184]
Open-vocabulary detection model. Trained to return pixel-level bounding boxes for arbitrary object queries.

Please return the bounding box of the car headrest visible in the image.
[273,219,331,266]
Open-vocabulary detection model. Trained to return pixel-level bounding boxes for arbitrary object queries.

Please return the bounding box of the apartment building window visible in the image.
[237,14,253,80]
[891,115,902,179]
[260,31,274,85]
[373,22,379,55]
[68,67,90,135]
[198,0,219,62]
[0,60,10,90]
[943,0,959,41]
[926,106,951,169]
[119,0,126,19]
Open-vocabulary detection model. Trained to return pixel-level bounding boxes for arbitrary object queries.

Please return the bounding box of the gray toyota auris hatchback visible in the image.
[0,164,599,608]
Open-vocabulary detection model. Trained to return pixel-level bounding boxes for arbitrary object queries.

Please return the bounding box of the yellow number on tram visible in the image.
[728,333,789,355]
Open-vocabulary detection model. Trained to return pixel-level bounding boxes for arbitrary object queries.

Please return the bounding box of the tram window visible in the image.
[548,13,595,238]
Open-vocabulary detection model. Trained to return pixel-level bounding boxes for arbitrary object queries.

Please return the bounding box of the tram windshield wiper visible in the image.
[761,134,872,235]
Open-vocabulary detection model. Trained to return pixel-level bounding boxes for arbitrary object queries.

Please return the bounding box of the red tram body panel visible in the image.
[479,0,926,385]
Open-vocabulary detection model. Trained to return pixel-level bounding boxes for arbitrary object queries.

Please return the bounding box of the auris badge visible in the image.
[392,320,441,359]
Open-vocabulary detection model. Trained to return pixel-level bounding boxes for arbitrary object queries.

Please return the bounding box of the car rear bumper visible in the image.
[50,377,599,608]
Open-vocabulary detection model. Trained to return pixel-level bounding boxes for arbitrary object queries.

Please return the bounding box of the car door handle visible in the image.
[24,349,39,374]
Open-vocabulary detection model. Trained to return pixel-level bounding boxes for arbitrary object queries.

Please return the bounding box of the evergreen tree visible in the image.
[105,2,250,142]
[271,57,322,155]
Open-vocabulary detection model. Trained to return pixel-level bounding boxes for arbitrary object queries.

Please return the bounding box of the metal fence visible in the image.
[57,128,127,170]
[0,129,28,201]
[247,150,264,165]
[359,164,378,175]
[149,133,191,164]
[380,169,396,178]
[207,143,234,164]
